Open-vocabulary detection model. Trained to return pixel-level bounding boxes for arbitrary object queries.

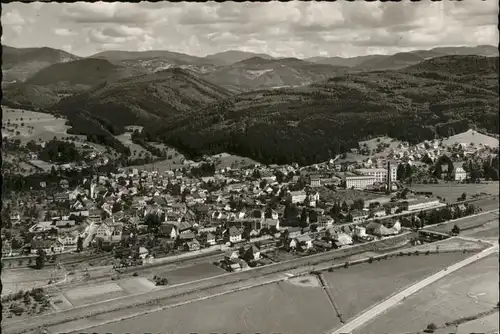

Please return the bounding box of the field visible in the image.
[2,107,71,143]
[76,279,340,334]
[450,311,499,334]
[358,136,401,158]
[1,268,64,296]
[413,237,490,253]
[210,152,258,169]
[355,253,499,334]
[323,252,473,323]
[441,129,499,148]
[151,262,226,285]
[114,133,153,159]
[427,211,499,234]
[464,220,499,241]
[63,282,126,306]
[408,182,499,201]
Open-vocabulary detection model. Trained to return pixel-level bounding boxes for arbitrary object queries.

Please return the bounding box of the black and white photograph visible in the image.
[1,1,499,334]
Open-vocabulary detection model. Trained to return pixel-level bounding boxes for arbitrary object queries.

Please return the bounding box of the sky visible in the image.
[2,1,498,58]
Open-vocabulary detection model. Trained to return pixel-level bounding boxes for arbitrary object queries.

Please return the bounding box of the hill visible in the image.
[305,55,387,68]
[355,52,425,71]
[200,56,349,92]
[204,50,275,65]
[52,68,232,136]
[89,50,215,66]
[139,55,498,166]
[2,58,147,110]
[306,45,499,70]
[25,58,146,86]
[1,83,60,109]
[2,45,80,82]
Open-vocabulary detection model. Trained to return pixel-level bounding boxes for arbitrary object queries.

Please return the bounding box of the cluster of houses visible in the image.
[3,154,450,261]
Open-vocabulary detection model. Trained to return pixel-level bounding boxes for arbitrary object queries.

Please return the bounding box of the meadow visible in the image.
[354,253,499,334]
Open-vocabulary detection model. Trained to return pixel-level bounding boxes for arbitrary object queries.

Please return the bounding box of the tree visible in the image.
[451,224,460,235]
[433,163,442,179]
[458,192,466,202]
[341,201,349,212]
[35,249,46,269]
[352,198,364,210]
[396,164,406,180]
[76,236,84,252]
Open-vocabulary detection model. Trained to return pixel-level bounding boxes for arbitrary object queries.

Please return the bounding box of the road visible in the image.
[331,240,499,334]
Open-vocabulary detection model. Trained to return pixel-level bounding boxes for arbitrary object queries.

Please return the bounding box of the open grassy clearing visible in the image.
[463,220,499,240]
[408,182,499,201]
[150,262,226,285]
[1,268,63,296]
[440,129,499,148]
[77,279,340,334]
[324,252,474,323]
[354,253,499,334]
[427,211,499,234]
[126,156,186,172]
[2,107,71,143]
[63,282,126,307]
[451,311,499,334]
[114,133,153,159]
[414,237,490,252]
[210,152,259,169]
[359,136,401,158]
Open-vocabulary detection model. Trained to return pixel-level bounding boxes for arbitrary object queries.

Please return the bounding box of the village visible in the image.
[2,129,496,275]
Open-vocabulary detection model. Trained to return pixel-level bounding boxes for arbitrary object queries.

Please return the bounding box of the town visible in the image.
[2,128,498,272]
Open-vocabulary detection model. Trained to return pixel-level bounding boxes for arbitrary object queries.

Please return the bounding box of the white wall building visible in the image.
[453,167,467,181]
[344,175,377,189]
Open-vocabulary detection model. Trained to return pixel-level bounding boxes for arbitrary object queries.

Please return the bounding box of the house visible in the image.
[95,221,123,243]
[205,232,216,246]
[288,190,307,204]
[243,245,261,261]
[292,234,313,251]
[371,207,386,218]
[31,238,65,254]
[58,232,79,246]
[309,174,321,187]
[159,224,177,239]
[261,218,280,231]
[334,232,353,246]
[353,226,367,238]
[317,216,334,230]
[55,220,76,229]
[351,210,369,223]
[284,226,302,239]
[224,250,240,261]
[184,239,201,251]
[313,240,333,250]
[138,247,149,259]
[226,226,243,243]
[178,232,196,241]
[365,222,393,237]
[453,167,467,181]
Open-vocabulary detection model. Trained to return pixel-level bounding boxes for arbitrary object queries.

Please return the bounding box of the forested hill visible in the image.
[52,68,232,135]
[139,55,499,166]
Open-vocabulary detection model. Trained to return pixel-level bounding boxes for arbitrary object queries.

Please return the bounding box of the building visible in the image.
[356,165,397,183]
[226,226,243,243]
[453,167,467,181]
[400,198,443,211]
[309,174,321,188]
[95,221,123,243]
[343,174,377,189]
[289,190,307,204]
